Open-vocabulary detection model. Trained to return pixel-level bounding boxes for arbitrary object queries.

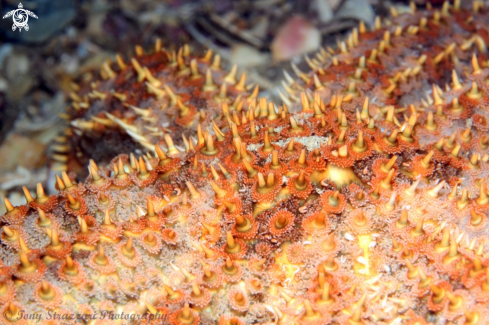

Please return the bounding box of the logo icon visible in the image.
[3,3,38,32]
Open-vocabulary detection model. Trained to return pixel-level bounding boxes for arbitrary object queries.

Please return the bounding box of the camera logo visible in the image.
[2,3,38,32]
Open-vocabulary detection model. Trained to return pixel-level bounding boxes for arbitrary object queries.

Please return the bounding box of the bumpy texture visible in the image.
[5,1,489,324]
[55,43,255,175]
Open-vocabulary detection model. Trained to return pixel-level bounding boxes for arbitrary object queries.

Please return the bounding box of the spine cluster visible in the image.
[3,1,489,324]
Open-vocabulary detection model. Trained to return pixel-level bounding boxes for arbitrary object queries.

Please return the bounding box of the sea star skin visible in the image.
[53,0,489,179]
[4,1,489,325]
[56,45,254,175]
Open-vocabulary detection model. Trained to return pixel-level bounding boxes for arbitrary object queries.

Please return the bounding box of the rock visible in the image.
[335,0,374,27]
[315,0,334,23]
[230,45,270,67]
[0,133,46,171]
[270,16,321,62]
[5,53,29,81]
